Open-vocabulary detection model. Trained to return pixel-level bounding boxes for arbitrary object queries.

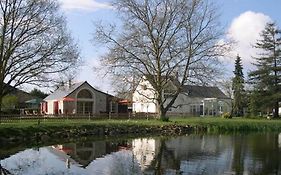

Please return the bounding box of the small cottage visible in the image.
[42,81,118,115]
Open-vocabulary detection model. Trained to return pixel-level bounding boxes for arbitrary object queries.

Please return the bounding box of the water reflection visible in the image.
[1,133,280,175]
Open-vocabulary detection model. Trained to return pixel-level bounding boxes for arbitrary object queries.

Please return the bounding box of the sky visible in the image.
[57,0,281,94]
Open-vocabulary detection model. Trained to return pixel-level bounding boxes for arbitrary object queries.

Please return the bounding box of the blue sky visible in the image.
[58,0,281,94]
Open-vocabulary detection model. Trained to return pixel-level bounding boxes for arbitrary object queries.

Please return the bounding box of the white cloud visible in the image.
[227,11,272,70]
[59,0,112,12]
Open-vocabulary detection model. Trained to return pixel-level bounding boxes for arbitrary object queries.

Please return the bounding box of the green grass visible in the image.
[1,117,281,136]
[172,117,281,132]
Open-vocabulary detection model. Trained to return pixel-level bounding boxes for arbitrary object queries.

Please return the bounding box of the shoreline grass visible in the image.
[172,117,281,132]
[0,117,281,138]
[1,117,281,132]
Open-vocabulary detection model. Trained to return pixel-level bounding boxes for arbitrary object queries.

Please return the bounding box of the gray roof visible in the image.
[183,85,229,99]
[44,81,84,101]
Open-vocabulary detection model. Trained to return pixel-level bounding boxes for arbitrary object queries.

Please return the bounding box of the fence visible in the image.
[0,112,158,123]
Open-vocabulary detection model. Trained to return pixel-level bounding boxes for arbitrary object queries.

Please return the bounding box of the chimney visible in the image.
[68,79,72,88]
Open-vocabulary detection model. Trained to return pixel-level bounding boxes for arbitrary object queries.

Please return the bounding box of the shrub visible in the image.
[221,112,232,119]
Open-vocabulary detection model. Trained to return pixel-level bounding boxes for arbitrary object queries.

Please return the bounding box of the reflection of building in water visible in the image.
[51,140,131,168]
[50,139,159,173]
[132,138,159,172]
[48,146,81,167]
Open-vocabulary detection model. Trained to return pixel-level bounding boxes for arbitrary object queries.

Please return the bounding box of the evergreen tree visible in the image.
[232,55,245,116]
[248,90,261,116]
[249,23,281,118]
[30,89,48,99]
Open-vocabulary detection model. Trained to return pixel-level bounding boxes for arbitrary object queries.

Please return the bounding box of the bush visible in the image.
[221,112,232,119]
[1,108,20,114]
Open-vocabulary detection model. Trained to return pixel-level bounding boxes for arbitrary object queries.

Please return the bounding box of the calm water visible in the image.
[1,133,281,175]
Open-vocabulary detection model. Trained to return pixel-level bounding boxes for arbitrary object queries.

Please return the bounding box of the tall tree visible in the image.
[249,23,281,118]
[232,55,245,116]
[29,88,48,99]
[94,0,229,120]
[0,0,80,112]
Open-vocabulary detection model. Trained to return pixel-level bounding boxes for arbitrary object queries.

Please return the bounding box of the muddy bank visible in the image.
[0,123,207,144]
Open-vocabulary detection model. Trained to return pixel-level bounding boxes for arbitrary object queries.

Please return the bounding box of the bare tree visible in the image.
[217,79,233,99]
[94,0,229,120]
[0,0,80,111]
[110,74,138,99]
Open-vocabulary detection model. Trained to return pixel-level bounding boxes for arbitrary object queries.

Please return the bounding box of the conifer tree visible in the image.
[249,23,281,118]
[232,55,245,116]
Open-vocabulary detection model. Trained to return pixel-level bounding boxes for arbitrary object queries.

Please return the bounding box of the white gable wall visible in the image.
[133,78,157,113]
[44,82,110,115]
[68,83,108,114]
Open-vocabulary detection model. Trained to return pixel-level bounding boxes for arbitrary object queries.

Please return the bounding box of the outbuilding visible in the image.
[42,81,118,115]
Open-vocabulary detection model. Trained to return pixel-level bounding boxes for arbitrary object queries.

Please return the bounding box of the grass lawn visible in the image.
[1,117,281,132]
[173,117,281,132]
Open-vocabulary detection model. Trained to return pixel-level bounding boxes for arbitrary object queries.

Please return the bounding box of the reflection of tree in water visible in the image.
[147,135,234,174]
[232,134,246,174]
[236,133,281,175]
[1,134,281,174]
[147,134,281,175]
[149,139,181,175]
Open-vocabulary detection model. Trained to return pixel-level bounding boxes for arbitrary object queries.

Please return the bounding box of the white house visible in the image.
[132,76,231,116]
[42,81,118,115]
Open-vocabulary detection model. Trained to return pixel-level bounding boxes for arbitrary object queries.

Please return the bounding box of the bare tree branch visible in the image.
[0,0,80,110]
[93,0,230,120]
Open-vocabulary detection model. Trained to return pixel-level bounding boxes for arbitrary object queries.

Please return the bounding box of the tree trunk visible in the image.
[0,94,3,114]
[159,110,168,121]
[0,94,3,124]
[273,101,279,118]
[157,105,168,121]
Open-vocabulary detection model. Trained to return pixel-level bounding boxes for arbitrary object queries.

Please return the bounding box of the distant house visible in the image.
[42,81,119,115]
[132,76,231,116]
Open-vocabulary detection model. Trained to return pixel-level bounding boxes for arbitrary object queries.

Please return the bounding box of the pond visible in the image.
[1,133,281,175]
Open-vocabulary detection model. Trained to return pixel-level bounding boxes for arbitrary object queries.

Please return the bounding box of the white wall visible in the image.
[45,82,110,115]
[46,100,54,115]
[68,83,108,114]
[133,78,157,113]
[132,78,232,115]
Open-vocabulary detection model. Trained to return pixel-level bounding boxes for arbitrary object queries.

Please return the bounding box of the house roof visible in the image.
[142,75,229,99]
[44,82,85,101]
[44,81,113,101]
[183,85,229,99]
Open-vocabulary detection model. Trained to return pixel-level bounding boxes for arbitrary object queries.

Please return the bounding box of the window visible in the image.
[77,102,84,114]
[84,102,93,114]
[190,104,201,116]
[77,101,93,114]
[77,89,92,99]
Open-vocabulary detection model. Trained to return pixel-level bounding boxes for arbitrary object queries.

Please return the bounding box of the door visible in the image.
[54,101,59,114]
